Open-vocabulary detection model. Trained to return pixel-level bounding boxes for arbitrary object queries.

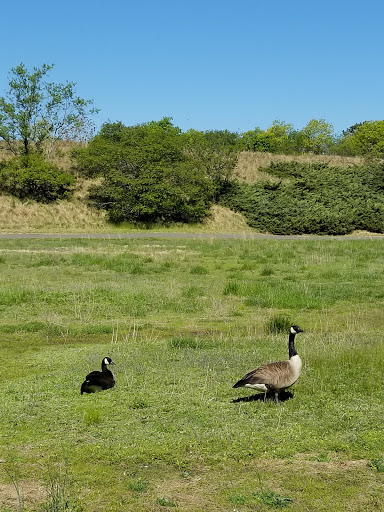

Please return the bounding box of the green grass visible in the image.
[0,238,384,511]
[253,490,293,508]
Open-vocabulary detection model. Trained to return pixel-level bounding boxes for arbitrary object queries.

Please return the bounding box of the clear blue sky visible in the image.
[1,0,383,135]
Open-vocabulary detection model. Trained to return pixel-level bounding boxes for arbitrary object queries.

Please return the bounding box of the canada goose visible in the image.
[80,357,116,395]
[233,325,303,402]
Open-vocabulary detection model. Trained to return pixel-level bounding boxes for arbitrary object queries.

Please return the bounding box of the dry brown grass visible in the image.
[235,151,366,182]
[0,195,255,234]
[0,480,46,511]
[0,194,106,233]
[199,204,254,233]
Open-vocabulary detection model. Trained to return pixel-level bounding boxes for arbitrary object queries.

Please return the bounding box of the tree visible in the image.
[238,127,277,152]
[342,121,367,137]
[299,119,335,154]
[238,121,299,154]
[182,129,238,198]
[337,121,384,157]
[266,120,297,153]
[74,119,215,223]
[0,63,98,157]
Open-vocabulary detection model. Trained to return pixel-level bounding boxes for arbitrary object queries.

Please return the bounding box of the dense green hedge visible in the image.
[220,162,384,235]
[88,161,214,223]
[0,155,75,202]
[74,120,220,223]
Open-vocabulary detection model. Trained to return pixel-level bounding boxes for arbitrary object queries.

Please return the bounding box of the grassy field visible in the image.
[0,237,383,511]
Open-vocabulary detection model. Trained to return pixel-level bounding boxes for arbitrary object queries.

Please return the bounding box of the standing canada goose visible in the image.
[233,325,304,402]
[81,357,116,395]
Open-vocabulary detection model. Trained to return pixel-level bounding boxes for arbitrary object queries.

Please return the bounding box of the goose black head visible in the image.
[103,357,116,366]
[290,325,304,334]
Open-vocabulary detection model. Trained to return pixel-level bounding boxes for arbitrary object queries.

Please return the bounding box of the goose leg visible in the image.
[274,392,279,403]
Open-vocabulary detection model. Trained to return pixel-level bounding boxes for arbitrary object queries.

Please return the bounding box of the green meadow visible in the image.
[0,237,383,511]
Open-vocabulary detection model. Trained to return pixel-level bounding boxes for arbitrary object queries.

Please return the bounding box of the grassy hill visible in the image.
[0,143,370,234]
[235,151,365,183]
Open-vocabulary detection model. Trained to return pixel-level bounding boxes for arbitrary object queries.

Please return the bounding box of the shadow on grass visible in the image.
[232,390,293,403]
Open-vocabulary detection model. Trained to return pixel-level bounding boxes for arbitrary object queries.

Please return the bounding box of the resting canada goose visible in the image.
[80,357,116,395]
[233,325,303,402]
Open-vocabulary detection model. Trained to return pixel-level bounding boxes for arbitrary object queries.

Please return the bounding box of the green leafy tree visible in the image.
[238,121,298,154]
[0,63,98,157]
[238,127,277,152]
[182,129,238,197]
[266,120,297,153]
[337,121,384,157]
[266,120,294,139]
[74,119,215,223]
[299,119,335,154]
[342,121,368,137]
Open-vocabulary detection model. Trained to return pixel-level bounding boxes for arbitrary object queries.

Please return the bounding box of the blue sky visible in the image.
[1,0,383,135]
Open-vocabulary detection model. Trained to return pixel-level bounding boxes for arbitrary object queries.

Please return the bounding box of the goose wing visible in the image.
[233,360,290,388]
[85,370,102,380]
[84,371,115,389]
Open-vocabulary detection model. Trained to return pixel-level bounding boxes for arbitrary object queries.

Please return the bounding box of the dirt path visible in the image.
[0,232,384,240]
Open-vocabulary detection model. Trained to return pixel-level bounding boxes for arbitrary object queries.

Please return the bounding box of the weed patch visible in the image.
[127,478,149,493]
[369,458,384,472]
[156,497,177,507]
[83,408,102,426]
[169,336,207,349]
[253,490,293,508]
[267,314,291,333]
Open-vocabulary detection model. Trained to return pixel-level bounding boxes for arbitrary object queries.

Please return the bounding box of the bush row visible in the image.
[220,162,384,235]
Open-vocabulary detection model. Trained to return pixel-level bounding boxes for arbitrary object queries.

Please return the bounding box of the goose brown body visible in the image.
[233,325,303,401]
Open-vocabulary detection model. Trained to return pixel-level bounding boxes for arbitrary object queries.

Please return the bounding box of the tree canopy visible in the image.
[73,119,220,223]
[336,121,384,157]
[0,63,98,157]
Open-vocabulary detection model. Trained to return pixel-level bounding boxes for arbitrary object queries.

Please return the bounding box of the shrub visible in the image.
[88,160,213,223]
[75,119,215,223]
[0,155,75,202]
[182,128,239,198]
[220,162,384,235]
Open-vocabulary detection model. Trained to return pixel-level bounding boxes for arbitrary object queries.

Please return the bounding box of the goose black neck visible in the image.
[288,332,298,358]
[101,362,111,373]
